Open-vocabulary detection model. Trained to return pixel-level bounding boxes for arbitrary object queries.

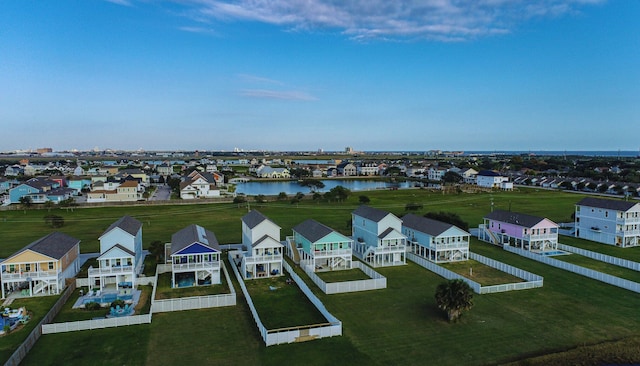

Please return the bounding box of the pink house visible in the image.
[479,210,559,252]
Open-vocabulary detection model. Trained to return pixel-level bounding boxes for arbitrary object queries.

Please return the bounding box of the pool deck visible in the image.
[72,289,142,309]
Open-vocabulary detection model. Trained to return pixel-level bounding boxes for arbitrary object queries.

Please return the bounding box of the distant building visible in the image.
[575,197,640,248]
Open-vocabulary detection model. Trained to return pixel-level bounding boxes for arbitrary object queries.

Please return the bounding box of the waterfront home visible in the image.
[169,224,221,287]
[89,216,143,291]
[402,214,469,263]
[479,210,559,252]
[240,210,283,279]
[1,232,80,298]
[351,206,406,267]
[292,219,353,271]
[575,197,640,247]
[180,171,221,199]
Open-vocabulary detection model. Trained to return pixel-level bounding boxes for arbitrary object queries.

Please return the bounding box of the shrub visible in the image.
[84,301,101,311]
[111,299,126,309]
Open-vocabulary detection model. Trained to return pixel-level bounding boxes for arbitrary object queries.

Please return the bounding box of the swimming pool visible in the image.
[538,250,570,256]
[83,293,133,305]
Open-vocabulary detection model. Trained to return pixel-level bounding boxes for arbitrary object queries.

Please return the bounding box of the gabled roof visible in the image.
[402,214,463,237]
[171,224,220,254]
[483,210,549,228]
[378,227,404,239]
[253,234,283,248]
[293,219,334,243]
[102,216,142,237]
[352,205,391,222]
[6,232,79,261]
[242,210,280,230]
[576,197,638,212]
[477,170,503,177]
[97,244,136,260]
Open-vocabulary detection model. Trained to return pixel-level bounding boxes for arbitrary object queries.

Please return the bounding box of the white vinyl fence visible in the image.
[300,261,387,294]
[41,314,152,334]
[407,252,543,294]
[228,253,342,346]
[151,261,236,312]
[557,244,640,271]
[504,245,640,293]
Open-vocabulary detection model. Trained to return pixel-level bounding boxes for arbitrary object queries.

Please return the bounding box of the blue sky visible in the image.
[1,0,638,152]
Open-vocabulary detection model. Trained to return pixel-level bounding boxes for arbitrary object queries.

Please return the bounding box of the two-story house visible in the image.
[351,206,406,267]
[170,224,221,287]
[89,216,143,291]
[575,197,640,248]
[476,170,513,190]
[240,210,283,279]
[479,210,559,252]
[291,219,353,272]
[402,214,470,263]
[180,171,221,199]
[1,232,80,298]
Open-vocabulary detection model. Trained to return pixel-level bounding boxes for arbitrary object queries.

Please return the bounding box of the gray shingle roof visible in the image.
[21,232,80,260]
[484,210,548,228]
[103,216,142,237]
[402,214,458,236]
[293,219,334,243]
[171,224,220,254]
[242,210,279,229]
[576,197,638,212]
[352,205,390,222]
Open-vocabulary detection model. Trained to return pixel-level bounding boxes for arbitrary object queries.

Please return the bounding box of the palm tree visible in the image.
[434,279,474,322]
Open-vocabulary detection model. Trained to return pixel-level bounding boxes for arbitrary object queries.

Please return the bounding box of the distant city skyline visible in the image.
[1,1,638,152]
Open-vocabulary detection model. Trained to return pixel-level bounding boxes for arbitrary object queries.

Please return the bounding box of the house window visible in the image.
[49,262,54,270]
[25,264,31,272]
[605,211,608,218]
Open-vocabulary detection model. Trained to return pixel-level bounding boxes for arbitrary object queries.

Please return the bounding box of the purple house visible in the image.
[479,210,559,252]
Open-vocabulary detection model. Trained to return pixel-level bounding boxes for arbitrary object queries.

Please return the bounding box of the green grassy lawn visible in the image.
[0,295,60,361]
[52,289,109,322]
[553,253,640,283]
[440,259,525,285]
[154,272,230,300]
[559,235,640,262]
[243,275,327,329]
[10,189,640,365]
[315,267,372,282]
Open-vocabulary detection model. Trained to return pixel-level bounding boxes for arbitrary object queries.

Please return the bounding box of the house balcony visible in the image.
[88,265,134,276]
[429,242,470,250]
[1,270,59,281]
[172,261,220,272]
[244,254,283,264]
[373,245,407,253]
[525,233,558,241]
[312,249,352,257]
[618,217,640,224]
[617,229,640,236]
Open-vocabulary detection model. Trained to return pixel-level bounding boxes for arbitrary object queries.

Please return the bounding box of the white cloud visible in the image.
[169,0,606,41]
[240,89,318,101]
[104,0,133,6]
[178,26,219,36]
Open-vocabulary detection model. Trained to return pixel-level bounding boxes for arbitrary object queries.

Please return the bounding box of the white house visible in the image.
[402,214,470,263]
[180,171,220,199]
[351,206,407,267]
[240,210,284,279]
[575,197,640,248]
[476,170,513,190]
[89,216,143,291]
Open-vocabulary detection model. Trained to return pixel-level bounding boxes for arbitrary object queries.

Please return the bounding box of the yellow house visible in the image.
[1,232,80,298]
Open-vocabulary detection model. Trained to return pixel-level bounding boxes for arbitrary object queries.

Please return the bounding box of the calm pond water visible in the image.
[235,179,430,196]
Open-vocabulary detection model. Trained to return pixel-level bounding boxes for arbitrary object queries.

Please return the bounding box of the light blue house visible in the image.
[351,205,407,267]
[10,183,46,204]
[0,178,12,193]
[402,214,470,263]
[68,176,92,192]
[89,216,143,291]
[292,219,352,272]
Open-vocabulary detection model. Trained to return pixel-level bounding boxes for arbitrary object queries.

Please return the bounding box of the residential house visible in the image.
[170,224,221,287]
[4,165,24,176]
[157,163,173,176]
[89,216,143,291]
[1,232,80,298]
[476,170,513,190]
[575,197,640,248]
[336,162,357,176]
[9,177,59,204]
[180,171,220,199]
[402,214,469,263]
[351,206,407,267]
[86,180,142,202]
[0,177,12,193]
[68,176,92,193]
[357,163,379,176]
[427,167,448,181]
[461,168,478,184]
[256,166,290,179]
[479,210,559,252]
[240,210,284,279]
[291,219,353,272]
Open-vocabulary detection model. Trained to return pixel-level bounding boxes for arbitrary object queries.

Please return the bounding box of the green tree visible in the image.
[255,194,266,203]
[423,211,469,231]
[233,195,246,204]
[405,203,423,211]
[299,179,325,192]
[149,240,165,262]
[435,279,474,322]
[327,185,350,202]
[44,215,65,228]
[442,171,463,184]
[358,195,370,204]
[277,192,288,201]
[19,196,32,208]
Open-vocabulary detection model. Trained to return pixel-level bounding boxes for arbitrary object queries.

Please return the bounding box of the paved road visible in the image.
[150,184,171,201]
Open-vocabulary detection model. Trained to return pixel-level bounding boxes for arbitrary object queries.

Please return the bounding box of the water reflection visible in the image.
[234,179,431,195]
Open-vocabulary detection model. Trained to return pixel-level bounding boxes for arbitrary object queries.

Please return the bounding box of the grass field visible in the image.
[315,267,372,282]
[554,253,640,282]
[440,259,525,285]
[9,188,640,365]
[154,272,230,300]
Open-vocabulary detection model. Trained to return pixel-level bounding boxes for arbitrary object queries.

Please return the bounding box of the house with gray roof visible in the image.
[575,197,640,247]
[402,214,469,263]
[291,219,353,272]
[1,232,81,298]
[479,210,558,252]
[240,210,283,280]
[169,224,221,287]
[351,206,407,267]
[89,216,143,291]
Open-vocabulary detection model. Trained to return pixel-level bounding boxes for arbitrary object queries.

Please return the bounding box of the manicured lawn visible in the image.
[440,259,525,285]
[559,235,640,262]
[52,289,109,322]
[315,267,372,282]
[554,253,640,283]
[154,272,230,300]
[243,275,327,329]
[11,189,640,365]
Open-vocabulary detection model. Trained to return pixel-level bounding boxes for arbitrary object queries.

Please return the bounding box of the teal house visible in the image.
[292,219,353,272]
